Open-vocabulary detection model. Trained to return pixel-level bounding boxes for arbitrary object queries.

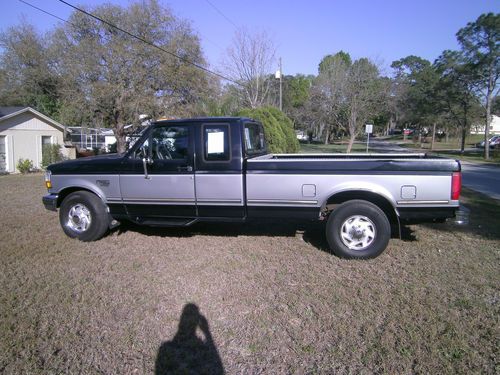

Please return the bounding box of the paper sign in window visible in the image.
[207,131,224,154]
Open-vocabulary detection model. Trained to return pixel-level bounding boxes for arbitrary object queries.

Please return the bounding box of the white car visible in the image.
[477,135,500,149]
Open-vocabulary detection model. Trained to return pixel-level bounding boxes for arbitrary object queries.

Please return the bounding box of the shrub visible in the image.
[42,144,64,168]
[237,107,299,153]
[17,159,33,174]
[492,147,500,161]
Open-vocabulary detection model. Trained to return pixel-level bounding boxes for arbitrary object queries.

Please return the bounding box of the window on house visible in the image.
[0,136,6,172]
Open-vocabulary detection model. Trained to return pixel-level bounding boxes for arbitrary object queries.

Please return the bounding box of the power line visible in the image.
[18,0,73,26]
[17,0,240,86]
[56,0,240,84]
[204,0,239,30]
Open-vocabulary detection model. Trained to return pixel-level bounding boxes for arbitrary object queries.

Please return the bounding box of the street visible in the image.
[369,139,500,200]
[460,161,500,200]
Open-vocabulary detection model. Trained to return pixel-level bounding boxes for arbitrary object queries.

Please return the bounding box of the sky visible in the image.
[2,0,499,77]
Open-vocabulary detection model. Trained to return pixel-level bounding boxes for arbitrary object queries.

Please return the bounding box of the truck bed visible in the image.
[247,153,461,173]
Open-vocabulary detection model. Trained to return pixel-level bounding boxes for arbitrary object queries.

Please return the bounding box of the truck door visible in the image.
[194,122,245,218]
[119,124,196,221]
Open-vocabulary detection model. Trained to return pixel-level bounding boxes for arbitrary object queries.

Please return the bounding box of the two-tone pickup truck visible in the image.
[43,117,461,259]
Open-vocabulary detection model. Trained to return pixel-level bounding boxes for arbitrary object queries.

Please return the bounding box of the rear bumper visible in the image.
[397,206,458,223]
[42,194,58,212]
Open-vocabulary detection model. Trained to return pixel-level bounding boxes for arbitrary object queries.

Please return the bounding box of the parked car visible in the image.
[476,135,500,149]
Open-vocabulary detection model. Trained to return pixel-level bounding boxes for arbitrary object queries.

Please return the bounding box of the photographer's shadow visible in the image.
[155,303,224,374]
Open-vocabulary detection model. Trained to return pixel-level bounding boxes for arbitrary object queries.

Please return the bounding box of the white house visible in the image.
[470,115,500,135]
[0,106,74,173]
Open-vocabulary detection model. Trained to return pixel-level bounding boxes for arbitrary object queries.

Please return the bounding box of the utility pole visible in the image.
[276,57,283,111]
[279,57,283,111]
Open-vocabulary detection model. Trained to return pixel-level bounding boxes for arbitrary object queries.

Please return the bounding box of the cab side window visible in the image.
[150,126,190,160]
[203,124,230,161]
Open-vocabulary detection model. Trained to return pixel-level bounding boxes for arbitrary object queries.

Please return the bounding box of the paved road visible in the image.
[368,139,500,200]
[460,162,500,200]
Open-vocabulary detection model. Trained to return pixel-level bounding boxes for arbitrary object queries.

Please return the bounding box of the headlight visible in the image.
[45,170,52,189]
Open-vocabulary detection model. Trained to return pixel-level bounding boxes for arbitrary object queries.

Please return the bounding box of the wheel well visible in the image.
[325,191,399,236]
[56,187,101,208]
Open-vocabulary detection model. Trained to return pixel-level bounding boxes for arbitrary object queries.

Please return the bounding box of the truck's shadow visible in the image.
[116,219,334,252]
[115,220,416,254]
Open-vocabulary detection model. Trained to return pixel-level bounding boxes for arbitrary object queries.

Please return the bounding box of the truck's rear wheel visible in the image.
[59,191,108,241]
[326,200,390,259]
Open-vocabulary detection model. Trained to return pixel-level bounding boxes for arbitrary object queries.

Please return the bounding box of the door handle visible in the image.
[177,165,193,172]
[142,157,152,179]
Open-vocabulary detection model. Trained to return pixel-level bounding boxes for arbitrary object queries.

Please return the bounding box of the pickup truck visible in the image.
[42,117,461,259]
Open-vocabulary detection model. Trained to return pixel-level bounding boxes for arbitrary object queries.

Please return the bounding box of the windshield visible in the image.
[244,122,266,156]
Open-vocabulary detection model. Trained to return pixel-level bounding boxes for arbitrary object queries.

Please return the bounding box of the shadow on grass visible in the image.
[115,218,413,256]
[422,188,500,240]
[155,303,224,374]
[116,219,336,254]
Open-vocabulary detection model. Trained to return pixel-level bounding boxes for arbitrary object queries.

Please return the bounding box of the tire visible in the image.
[326,200,391,259]
[59,191,109,241]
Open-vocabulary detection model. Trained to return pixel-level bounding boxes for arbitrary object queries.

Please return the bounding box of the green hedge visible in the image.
[42,144,64,168]
[237,106,299,154]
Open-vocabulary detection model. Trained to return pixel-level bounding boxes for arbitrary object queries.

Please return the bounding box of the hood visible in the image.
[48,153,126,175]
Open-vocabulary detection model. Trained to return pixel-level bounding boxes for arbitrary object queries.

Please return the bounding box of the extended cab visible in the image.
[43,117,461,259]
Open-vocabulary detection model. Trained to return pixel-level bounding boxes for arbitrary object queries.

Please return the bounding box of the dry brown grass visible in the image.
[0,174,499,374]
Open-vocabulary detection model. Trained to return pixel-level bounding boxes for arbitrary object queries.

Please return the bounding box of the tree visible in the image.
[0,22,60,117]
[457,13,500,159]
[390,56,444,147]
[279,74,314,131]
[344,58,380,152]
[52,0,209,153]
[308,52,383,151]
[222,29,277,109]
[237,107,299,153]
[435,50,481,152]
[311,52,352,144]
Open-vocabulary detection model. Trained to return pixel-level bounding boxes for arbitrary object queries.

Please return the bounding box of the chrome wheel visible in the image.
[66,204,92,233]
[340,215,376,251]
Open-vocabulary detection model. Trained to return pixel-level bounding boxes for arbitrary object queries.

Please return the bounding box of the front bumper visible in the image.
[42,194,58,211]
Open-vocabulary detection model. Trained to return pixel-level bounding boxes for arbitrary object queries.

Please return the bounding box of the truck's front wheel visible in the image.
[59,191,109,241]
[326,200,390,259]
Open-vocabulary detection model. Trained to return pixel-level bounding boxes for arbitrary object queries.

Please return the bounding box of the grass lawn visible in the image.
[382,134,500,164]
[300,141,367,153]
[1,174,499,374]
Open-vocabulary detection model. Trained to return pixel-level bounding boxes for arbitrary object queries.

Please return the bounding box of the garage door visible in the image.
[0,136,6,172]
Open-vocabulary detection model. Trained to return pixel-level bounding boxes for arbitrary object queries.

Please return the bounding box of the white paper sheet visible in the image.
[207,131,224,154]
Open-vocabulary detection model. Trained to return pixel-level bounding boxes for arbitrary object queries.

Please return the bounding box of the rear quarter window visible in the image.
[203,124,230,162]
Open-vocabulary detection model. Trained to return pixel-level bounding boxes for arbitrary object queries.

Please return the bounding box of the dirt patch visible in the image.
[0,174,498,374]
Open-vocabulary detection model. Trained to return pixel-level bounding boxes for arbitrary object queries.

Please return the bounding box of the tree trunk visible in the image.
[460,102,467,154]
[114,123,127,154]
[346,105,357,153]
[324,127,330,145]
[431,123,436,151]
[484,74,493,160]
[346,133,356,153]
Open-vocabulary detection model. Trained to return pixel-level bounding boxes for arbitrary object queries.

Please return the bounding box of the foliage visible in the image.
[41,144,64,168]
[434,50,482,151]
[0,1,211,154]
[456,12,500,159]
[16,159,33,174]
[0,23,60,118]
[52,0,209,153]
[237,106,299,153]
[310,52,382,151]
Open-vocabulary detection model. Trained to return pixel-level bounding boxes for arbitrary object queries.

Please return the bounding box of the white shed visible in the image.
[0,106,73,173]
